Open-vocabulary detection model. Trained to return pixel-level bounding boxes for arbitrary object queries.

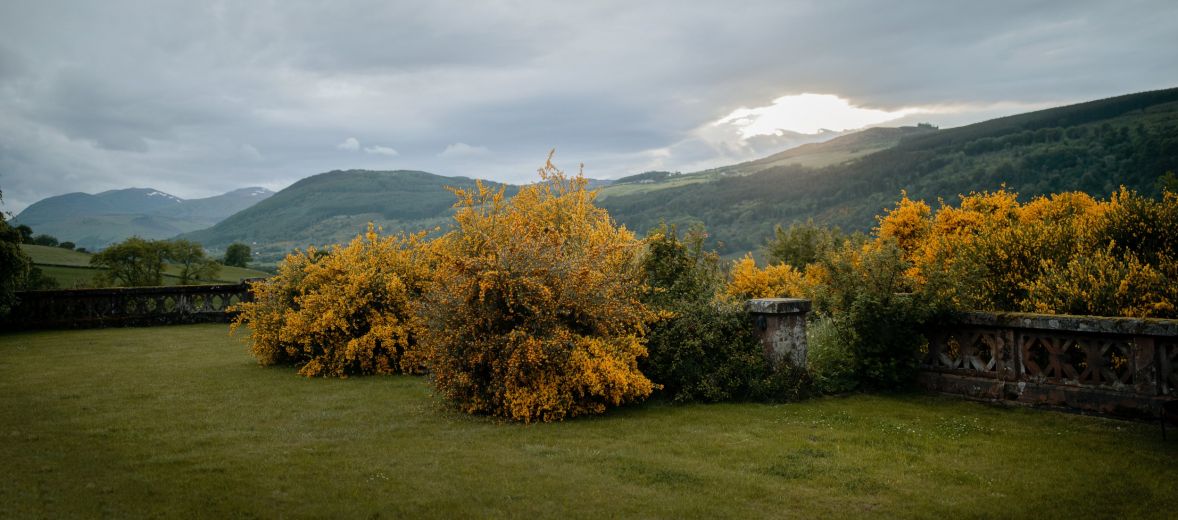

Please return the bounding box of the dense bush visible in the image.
[766,219,849,269]
[640,224,810,402]
[231,225,431,377]
[423,157,654,422]
[811,240,933,390]
[0,191,31,317]
[876,187,1178,318]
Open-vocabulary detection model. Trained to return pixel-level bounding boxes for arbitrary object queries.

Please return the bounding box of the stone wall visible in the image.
[2,283,253,330]
[746,298,810,367]
[920,311,1178,418]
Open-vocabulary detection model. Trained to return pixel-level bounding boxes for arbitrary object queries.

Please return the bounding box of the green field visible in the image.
[21,244,270,287]
[0,325,1173,518]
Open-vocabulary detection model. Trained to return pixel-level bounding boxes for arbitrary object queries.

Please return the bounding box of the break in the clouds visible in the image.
[717,94,921,137]
[1,0,1177,212]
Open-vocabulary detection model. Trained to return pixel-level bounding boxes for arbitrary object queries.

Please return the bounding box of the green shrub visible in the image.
[813,240,932,390]
[806,315,857,394]
[640,223,810,402]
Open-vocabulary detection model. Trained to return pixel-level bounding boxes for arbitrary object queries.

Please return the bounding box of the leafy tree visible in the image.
[58,241,75,250]
[90,237,167,287]
[640,223,810,403]
[15,225,32,243]
[0,190,32,316]
[31,234,58,247]
[21,266,59,291]
[424,155,655,422]
[167,239,220,285]
[765,219,846,269]
[223,243,251,267]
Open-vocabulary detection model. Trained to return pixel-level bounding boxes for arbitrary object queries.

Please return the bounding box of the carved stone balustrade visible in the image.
[920,312,1178,418]
[2,283,253,330]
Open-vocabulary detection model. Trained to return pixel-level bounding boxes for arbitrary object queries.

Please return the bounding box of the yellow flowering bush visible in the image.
[873,186,1178,318]
[724,254,817,301]
[230,225,432,377]
[422,155,655,422]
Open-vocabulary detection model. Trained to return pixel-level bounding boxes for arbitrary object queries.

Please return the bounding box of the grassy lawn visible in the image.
[0,325,1174,518]
[21,244,271,287]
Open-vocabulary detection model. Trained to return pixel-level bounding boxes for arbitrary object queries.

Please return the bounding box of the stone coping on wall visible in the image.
[745,298,812,315]
[949,311,1178,337]
[16,282,251,298]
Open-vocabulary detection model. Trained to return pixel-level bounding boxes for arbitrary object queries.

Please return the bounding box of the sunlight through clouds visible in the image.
[715,93,921,137]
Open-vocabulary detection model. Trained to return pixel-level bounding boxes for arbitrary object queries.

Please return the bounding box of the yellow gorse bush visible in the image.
[873,186,1178,318]
[423,154,655,422]
[230,225,432,376]
[724,254,818,301]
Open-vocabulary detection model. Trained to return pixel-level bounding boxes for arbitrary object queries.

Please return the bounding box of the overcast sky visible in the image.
[2,0,1176,213]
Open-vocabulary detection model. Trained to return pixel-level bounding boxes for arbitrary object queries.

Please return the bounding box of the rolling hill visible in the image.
[14,187,273,251]
[175,87,1178,261]
[178,170,517,262]
[599,87,1178,254]
[596,125,937,200]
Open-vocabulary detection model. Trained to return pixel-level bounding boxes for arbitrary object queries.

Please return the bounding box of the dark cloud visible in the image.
[1,0,1176,212]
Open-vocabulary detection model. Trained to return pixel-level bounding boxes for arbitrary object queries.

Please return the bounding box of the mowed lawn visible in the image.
[1,325,1175,518]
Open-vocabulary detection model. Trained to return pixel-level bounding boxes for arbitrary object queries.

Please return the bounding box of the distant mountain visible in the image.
[177,87,1178,262]
[599,87,1178,254]
[178,170,515,261]
[596,125,935,201]
[14,187,274,251]
[155,187,274,223]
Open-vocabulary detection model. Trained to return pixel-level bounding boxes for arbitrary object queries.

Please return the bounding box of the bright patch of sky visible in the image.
[716,94,920,137]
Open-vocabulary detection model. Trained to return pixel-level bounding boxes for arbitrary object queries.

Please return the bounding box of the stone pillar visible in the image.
[746,298,811,368]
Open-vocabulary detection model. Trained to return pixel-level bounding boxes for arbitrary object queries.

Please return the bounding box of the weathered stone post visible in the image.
[746,298,811,368]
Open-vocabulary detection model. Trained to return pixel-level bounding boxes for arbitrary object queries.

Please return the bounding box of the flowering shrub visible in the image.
[422,156,654,422]
[873,186,1177,318]
[724,254,817,301]
[230,225,431,377]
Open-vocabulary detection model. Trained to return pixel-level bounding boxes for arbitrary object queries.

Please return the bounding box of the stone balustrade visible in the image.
[920,311,1178,417]
[2,283,253,330]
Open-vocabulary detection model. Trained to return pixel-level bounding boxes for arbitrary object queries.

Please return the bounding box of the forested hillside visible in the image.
[179,170,517,261]
[601,87,1178,255]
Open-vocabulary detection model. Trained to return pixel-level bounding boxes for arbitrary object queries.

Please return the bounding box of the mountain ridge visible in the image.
[13,186,275,251]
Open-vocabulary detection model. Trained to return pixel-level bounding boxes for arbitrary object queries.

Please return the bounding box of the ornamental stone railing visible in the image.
[2,283,254,330]
[920,312,1178,418]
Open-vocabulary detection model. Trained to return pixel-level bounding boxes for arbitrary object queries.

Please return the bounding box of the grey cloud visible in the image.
[1,0,1176,213]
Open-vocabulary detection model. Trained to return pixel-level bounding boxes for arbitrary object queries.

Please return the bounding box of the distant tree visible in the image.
[1158,171,1178,195]
[167,240,221,285]
[31,234,58,247]
[15,225,32,243]
[75,247,89,254]
[58,241,76,250]
[90,237,167,287]
[765,219,847,269]
[1,190,32,315]
[21,266,58,291]
[223,243,251,267]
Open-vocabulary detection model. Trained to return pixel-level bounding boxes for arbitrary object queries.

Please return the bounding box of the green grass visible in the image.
[1,325,1175,518]
[21,244,95,266]
[21,244,270,287]
[34,265,100,288]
